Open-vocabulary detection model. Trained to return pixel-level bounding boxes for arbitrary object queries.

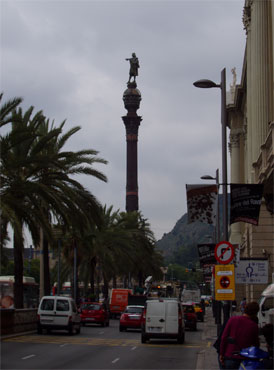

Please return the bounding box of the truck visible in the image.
[180,282,201,303]
[109,288,133,317]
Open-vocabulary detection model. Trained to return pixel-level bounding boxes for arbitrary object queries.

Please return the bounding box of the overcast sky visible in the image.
[1,0,246,242]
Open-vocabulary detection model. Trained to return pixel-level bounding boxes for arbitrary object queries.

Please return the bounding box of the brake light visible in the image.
[199,309,203,313]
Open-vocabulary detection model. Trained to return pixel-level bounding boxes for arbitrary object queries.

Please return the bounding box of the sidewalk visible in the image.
[196,308,219,370]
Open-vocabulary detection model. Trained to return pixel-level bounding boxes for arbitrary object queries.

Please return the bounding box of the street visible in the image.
[1,315,210,369]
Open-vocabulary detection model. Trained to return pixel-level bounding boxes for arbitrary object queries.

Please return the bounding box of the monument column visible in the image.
[122,53,142,212]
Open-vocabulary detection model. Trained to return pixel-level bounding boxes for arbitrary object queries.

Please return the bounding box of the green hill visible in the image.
[156,213,215,266]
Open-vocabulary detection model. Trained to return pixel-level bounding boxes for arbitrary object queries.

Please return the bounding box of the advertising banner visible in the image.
[235,259,268,284]
[197,243,216,266]
[186,184,218,225]
[230,184,264,225]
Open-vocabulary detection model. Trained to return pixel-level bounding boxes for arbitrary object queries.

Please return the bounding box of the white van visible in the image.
[37,296,81,335]
[258,283,274,328]
[141,298,185,344]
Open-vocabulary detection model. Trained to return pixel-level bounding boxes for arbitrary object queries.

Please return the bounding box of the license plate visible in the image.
[129,316,140,320]
[148,327,162,332]
[41,319,53,323]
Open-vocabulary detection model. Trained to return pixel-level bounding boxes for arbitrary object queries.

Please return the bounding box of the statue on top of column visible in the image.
[125,53,140,84]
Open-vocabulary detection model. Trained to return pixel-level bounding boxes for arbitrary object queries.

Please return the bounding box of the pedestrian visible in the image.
[213,318,229,369]
[240,297,246,313]
[231,300,237,313]
[219,301,260,369]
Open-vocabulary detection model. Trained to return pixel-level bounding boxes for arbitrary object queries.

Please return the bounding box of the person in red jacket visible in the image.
[219,301,260,369]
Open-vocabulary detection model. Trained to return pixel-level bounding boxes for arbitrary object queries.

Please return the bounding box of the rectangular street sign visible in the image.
[235,259,268,284]
[215,264,235,301]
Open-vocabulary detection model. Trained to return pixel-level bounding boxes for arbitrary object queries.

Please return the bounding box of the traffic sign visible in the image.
[214,241,234,264]
[215,264,235,300]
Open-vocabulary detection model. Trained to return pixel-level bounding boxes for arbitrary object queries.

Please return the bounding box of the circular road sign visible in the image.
[220,276,230,288]
[214,241,234,264]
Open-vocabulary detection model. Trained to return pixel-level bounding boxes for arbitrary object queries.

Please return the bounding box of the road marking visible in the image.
[5,335,203,348]
[131,346,137,350]
[99,331,104,335]
[22,354,35,360]
[60,343,68,347]
[112,358,120,364]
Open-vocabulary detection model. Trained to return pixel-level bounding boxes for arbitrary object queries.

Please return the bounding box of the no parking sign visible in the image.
[215,264,235,301]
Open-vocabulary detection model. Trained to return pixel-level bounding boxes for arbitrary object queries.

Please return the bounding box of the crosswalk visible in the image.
[4,335,204,348]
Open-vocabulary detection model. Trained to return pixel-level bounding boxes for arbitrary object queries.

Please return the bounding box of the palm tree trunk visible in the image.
[13,226,24,308]
[89,258,96,296]
[112,275,117,289]
[103,273,109,300]
[43,235,51,295]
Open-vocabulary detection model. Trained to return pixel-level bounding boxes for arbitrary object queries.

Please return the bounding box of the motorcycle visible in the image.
[237,346,269,370]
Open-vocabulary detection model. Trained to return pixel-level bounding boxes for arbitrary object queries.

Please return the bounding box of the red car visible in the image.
[80,302,109,327]
[119,305,144,331]
[183,303,197,331]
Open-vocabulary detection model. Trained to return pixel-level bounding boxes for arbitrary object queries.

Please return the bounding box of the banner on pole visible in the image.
[186,184,218,225]
[230,184,264,225]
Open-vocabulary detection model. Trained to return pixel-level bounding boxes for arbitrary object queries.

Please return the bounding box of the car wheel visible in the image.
[141,333,148,343]
[68,323,74,335]
[194,323,197,331]
[201,316,204,322]
[119,325,125,332]
[106,320,110,327]
[177,330,185,344]
[101,321,105,327]
[82,322,85,326]
[76,325,81,334]
[37,324,42,334]
[46,328,51,334]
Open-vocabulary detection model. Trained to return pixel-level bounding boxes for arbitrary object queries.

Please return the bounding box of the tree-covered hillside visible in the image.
[156,213,215,267]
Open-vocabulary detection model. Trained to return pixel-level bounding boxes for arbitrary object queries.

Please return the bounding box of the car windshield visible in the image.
[81,304,101,310]
[183,306,194,313]
[125,307,143,313]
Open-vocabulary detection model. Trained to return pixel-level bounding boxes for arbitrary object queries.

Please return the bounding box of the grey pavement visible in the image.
[196,308,219,370]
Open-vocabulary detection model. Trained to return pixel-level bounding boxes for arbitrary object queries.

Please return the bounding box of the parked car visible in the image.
[80,302,109,327]
[141,298,185,344]
[183,303,197,330]
[194,302,204,322]
[119,305,144,331]
[37,295,81,335]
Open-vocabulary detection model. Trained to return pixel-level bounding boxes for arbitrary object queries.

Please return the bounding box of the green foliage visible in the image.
[157,213,214,267]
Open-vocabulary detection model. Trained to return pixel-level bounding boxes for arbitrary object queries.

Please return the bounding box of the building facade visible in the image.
[228,0,273,302]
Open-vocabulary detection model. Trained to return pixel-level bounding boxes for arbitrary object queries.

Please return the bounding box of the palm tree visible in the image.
[1,103,108,307]
[34,118,107,295]
[0,92,22,128]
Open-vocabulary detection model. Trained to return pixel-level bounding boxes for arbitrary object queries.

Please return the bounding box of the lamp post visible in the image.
[194,68,229,335]
[201,169,220,243]
[201,169,222,334]
[194,68,228,242]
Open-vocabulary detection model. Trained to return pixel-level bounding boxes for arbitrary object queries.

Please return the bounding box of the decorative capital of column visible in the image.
[242,0,253,35]
[230,128,243,148]
[122,115,142,135]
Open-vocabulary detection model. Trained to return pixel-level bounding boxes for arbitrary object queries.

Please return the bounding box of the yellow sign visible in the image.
[215,264,235,301]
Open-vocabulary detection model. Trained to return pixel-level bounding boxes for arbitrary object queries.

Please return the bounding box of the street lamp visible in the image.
[195,69,229,335]
[194,68,228,242]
